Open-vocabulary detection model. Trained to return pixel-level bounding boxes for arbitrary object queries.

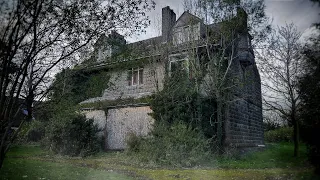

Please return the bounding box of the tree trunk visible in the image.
[0,146,5,169]
[0,124,10,170]
[293,116,299,157]
[216,96,224,153]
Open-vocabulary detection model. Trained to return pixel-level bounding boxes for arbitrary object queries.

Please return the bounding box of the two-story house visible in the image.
[79,6,264,150]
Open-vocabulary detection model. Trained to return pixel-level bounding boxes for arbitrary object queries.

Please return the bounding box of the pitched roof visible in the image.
[173,11,203,28]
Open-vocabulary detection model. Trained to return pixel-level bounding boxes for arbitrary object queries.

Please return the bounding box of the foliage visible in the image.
[1,146,131,180]
[126,121,211,167]
[150,71,216,139]
[1,143,318,180]
[264,127,293,143]
[263,120,281,131]
[299,31,320,173]
[0,0,155,169]
[184,0,271,46]
[181,0,270,151]
[16,120,46,143]
[50,68,110,105]
[43,113,101,157]
[79,96,152,110]
[216,142,310,169]
[150,71,197,124]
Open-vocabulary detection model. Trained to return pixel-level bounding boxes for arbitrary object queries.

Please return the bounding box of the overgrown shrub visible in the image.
[264,126,293,143]
[43,113,101,157]
[263,120,281,131]
[150,71,216,139]
[126,121,211,167]
[16,120,46,143]
[51,69,110,105]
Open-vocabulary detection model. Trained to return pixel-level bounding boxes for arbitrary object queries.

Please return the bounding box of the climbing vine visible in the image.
[149,70,216,139]
[50,68,110,105]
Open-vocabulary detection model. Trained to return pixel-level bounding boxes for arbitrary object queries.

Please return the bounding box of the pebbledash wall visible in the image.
[80,6,264,150]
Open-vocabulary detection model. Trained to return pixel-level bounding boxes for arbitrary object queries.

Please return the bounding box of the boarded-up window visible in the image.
[106,106,154,150]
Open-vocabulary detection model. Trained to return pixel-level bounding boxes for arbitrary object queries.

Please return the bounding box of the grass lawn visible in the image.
[0,146,134,180]
[216,143,311,169]
[0,143,319,180]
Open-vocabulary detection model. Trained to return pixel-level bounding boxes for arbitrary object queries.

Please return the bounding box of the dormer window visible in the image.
[173,23,200,45]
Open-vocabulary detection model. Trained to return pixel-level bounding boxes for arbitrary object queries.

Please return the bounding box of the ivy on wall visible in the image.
[149,70,216,139]
[79,96,152,110]
[50,68,110,105]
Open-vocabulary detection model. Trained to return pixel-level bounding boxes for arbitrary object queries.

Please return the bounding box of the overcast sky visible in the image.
[127,0,320,42]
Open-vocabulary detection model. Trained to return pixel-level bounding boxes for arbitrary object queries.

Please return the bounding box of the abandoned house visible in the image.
[79,6,264,150]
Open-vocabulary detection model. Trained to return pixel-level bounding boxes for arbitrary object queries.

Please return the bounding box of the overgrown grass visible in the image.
[126,122,211,167]
[264,127,293,143]
[217,142,310,169]
[0,159,133,180]
[0,145,133,180]
[0,143,319,180]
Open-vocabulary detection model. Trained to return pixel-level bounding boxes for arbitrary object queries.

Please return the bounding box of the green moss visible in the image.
[79,96,153,110]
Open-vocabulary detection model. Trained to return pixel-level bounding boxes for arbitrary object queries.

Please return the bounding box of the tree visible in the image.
[257,23,303,157]
[299,32,320,173]
[0,0,155,169]
[183,0,271,47]
[299,0,320,173]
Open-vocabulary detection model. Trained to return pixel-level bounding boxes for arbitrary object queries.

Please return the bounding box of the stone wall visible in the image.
[102,62,165,100]
[80,62,165,104]
[225,52,264,147]
[226,98,263,147]
[83,110,106,138]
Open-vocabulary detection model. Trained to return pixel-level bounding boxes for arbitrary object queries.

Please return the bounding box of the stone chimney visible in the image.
[236,7,248,33]
[162,6,176,42]
[107,31,126,56]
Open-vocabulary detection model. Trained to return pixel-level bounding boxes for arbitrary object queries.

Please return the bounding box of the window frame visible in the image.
[173,22,200,45]
[168,53,189,76]
[127,67,144,86]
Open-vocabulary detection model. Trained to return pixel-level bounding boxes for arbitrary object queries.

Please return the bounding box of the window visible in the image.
[173,23,200,45]
[97,48,103,62]
[184,26,189,42]
[127,67,143,86]
[169,54,190,77]
[170,59,189,73]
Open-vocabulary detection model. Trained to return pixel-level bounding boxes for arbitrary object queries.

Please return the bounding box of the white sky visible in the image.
[126,0,320,42]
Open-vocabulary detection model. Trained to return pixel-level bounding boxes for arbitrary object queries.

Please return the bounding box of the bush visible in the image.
[264,126,293,143]
[126,121,211,167]
[43,113,101,157]
[150,71,216,139]
[16,120,46,143]
[263,120,281,131]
